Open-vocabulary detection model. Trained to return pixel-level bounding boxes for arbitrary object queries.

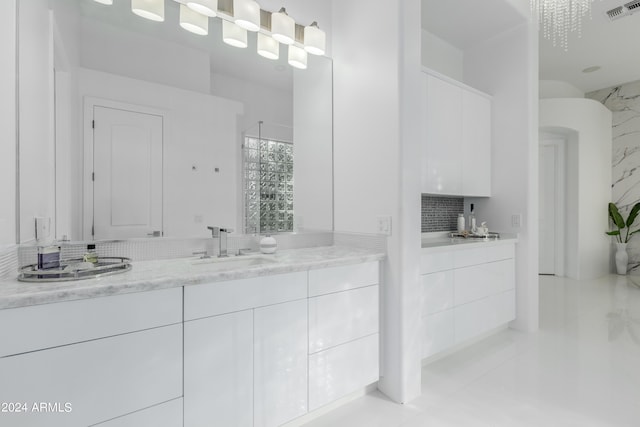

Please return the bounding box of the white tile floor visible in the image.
[304,274,640,427]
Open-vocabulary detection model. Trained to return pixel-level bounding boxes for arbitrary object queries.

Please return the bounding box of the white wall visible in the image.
[78,69,243,238]
[293,55,333,231]
[421,30,463,81]
[80,17,211,94]
[540,98,612,279]
[18,0,56,243]
[211,72,292,141]
[464,20,540,332]
[539,80,584,99]
[332,0,422,403]
[52,0,81,241]
[0,0,16,247]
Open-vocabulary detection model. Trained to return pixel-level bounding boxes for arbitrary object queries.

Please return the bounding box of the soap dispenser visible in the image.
[83,244,98,265]
[469,204,477,233]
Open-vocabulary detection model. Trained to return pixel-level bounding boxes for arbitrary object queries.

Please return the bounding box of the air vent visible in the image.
[607,1,640,20]
[626,0,640,10]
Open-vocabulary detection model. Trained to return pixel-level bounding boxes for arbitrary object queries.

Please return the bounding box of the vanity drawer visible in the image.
[420,251,454,274]
[0,287,182,358]
[308,285,379,354]
[308,261,379,297]
[184,271,307,321]
[453,244,514,268]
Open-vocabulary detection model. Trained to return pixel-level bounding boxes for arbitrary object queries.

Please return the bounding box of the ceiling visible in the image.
[422,0,640,94]
[538,0,640,94]
[421,0,526,50]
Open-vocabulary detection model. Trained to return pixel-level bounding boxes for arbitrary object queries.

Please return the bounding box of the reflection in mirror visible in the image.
[18,0,332,242]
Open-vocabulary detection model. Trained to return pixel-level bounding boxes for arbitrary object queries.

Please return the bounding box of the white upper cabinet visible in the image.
[422,70,492,197]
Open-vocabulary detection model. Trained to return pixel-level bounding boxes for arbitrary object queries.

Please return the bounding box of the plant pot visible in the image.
[615,242,628,275]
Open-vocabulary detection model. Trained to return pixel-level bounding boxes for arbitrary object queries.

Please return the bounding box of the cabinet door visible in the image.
[462,90,491,196]
[254,300,308,427]
[0,324,182,427]
[93,398,183,427]
[423,74,463,195]
[184,310,253,427]
[309,334,379,411]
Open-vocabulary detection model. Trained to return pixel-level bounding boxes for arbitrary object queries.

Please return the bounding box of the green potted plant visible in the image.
[607,202,640,274]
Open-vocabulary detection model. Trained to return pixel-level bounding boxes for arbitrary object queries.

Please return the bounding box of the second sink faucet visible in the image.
[207,226,233,257]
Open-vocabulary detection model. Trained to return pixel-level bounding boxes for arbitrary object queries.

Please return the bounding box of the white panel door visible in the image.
[0,325,182,427]
[93,106,163,239]
[184,310,253,427]
[254,300,308,427]
[539,143,557,275]
[461,90,491,196]
[423,74,463,195]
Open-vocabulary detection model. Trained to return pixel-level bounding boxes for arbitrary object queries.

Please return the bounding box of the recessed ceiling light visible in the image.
[582,66,601,73]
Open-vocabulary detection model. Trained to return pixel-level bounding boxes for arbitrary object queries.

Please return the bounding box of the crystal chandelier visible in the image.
[530,0,594,50]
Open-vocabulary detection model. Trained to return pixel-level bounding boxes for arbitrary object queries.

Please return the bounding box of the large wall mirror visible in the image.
[18,0,333,243]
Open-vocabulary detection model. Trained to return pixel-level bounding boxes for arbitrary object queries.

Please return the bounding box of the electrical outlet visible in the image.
[377,216,392,236]
[511,213,522,228]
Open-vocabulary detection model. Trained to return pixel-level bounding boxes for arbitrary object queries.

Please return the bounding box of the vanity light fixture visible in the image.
[233,0,261,32]
[303,22,325,56]
[257,33,279,60]
[131,0,165,21]
[223,20,248,48]
[288,44,307,69]
[271,8,295,45]
[187,0,218,17]
[180,4,209,35]
[90,0,327,68]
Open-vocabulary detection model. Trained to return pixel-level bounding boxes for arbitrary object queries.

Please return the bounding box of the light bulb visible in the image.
[257,33,279,60]
[187,0,218,17]
[180,4,208,35]
[223,20,248,48]
[271,8,295,45]
[131,0,164,21]
[304,22,325,56]
[234,0,261,32]
[288,44,307,69]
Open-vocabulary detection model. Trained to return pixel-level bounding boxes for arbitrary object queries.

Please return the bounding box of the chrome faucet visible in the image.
[207,226,233,257]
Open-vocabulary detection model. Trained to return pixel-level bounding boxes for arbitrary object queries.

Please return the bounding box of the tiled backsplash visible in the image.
[421,195,464,232]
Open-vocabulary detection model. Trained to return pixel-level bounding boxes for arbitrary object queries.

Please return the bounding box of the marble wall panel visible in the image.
[588,80,640,272]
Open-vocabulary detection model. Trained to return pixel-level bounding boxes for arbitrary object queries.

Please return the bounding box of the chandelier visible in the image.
[530,0,594,50]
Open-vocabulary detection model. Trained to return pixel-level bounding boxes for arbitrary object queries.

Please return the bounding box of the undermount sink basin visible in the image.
[190,254,278,270]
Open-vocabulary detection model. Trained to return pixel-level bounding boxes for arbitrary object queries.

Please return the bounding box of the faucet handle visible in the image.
[207,226,220,237]
[219,228,234,233]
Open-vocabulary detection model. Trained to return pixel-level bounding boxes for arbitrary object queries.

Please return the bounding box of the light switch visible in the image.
[511,214,522,228]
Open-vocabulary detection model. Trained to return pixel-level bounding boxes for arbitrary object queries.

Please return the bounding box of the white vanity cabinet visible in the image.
[183,261,381,426]
[0,288,183,427]
[183,271,308,427]
[307,261,380,411]
[420,244,515,359]
[422,70,491,197]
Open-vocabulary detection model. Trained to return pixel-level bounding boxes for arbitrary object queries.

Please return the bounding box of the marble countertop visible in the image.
[0,246,385,310]
[421,232,519,252]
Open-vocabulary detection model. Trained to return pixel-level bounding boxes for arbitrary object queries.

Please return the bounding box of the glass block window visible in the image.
[243,136,294,234]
